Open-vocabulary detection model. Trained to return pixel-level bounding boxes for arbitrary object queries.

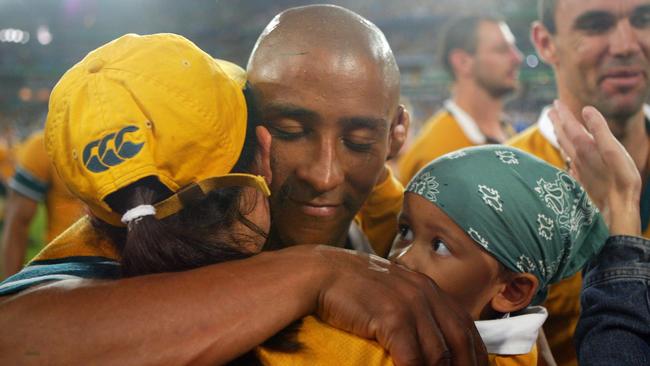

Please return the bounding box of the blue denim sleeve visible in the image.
[575,236,650,365]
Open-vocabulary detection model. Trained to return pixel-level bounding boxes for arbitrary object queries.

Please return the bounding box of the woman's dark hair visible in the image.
[92,83,300,365]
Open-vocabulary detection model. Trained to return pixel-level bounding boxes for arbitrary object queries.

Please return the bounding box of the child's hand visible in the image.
[549,100,641,236]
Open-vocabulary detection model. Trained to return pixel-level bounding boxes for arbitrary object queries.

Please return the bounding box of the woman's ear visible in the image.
[254,126,272,185]
[491,273,539,314]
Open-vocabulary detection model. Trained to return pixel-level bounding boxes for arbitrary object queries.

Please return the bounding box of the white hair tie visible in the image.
[121,205,156,224]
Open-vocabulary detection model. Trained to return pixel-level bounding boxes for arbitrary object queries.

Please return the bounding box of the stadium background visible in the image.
[0,0,553,257]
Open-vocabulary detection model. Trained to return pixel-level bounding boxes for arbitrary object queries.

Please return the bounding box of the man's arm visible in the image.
[0,245,487,366]
[1,190,38,278]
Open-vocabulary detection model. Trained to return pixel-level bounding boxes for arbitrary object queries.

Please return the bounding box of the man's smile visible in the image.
[289,197,343,218]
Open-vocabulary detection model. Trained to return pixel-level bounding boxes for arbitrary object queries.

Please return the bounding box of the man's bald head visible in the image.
[246,5,408,249]
[247,4,400,105]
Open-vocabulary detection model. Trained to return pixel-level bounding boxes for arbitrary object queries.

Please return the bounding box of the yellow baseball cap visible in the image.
[45,33,269,226]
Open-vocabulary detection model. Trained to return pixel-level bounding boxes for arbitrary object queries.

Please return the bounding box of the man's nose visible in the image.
[295,137,345,193]
[610,19,642,58]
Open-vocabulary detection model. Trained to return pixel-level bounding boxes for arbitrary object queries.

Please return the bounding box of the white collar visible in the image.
[537,104,650,148]
[537,106,559,148]
[347,221,375,255]
[444,99,486,144]
[474,306,548,355]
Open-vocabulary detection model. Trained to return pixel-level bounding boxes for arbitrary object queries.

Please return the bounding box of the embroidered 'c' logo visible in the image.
[82,125,144,173]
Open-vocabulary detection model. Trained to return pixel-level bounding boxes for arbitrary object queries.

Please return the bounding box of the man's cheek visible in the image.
[348,163,383,199]
[348,148,386,170]
[269,158,291,196]
[270,142,288,161]
[269,144,294,173]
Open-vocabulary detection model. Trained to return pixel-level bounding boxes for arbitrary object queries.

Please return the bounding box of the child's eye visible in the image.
[432,239,452,257]
[398,224,414,242]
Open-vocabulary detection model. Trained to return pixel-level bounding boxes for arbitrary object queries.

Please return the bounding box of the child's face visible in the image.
[389,193,506,320]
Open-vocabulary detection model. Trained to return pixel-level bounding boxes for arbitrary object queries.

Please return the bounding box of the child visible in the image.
[390,145,609,365]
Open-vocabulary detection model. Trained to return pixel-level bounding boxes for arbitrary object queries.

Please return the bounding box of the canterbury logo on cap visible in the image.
[83,125,144,173]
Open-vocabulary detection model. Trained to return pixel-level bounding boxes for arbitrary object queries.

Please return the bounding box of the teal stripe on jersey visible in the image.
[8,166,49,201]
[0,256,121,296]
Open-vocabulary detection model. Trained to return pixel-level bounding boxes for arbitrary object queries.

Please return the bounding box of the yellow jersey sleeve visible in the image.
[9,131,85,241]
[257,316,394,366]
[355,165,403,257]
[488,344,538,366]
[398,110,476,184]
[0,142,16,183]
[9,132,50,201]
[17,132,50,182]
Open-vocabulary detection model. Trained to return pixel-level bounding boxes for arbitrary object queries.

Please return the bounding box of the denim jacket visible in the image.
[575,235,650,365]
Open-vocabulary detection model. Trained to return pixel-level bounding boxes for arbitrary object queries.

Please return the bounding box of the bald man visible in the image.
[247,4,406,257]
[0,5,485,365]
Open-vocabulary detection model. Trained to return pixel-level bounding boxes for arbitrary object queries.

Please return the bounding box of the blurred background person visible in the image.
[509,0,650,365]
[0,126,17,225]
[398,14,523,183]
[0,126,17,187]
[1,131,83,278]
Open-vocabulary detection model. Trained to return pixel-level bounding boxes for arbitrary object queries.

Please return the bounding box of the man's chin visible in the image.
[596,93,647,120]
[486,84,517,99]
[284,234,347,247]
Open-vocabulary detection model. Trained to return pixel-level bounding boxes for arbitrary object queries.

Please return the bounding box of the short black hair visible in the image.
[538,0,557,34]
[439,14,503,79]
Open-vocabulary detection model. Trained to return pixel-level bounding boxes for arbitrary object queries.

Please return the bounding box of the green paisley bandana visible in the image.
[406,146,609,305]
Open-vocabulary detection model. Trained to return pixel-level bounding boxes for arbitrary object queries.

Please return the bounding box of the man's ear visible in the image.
[531,21,557,66]
[491,273,539,314]
[254,126,272,185]
[449,49,474,79]
[388,105,410,160]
